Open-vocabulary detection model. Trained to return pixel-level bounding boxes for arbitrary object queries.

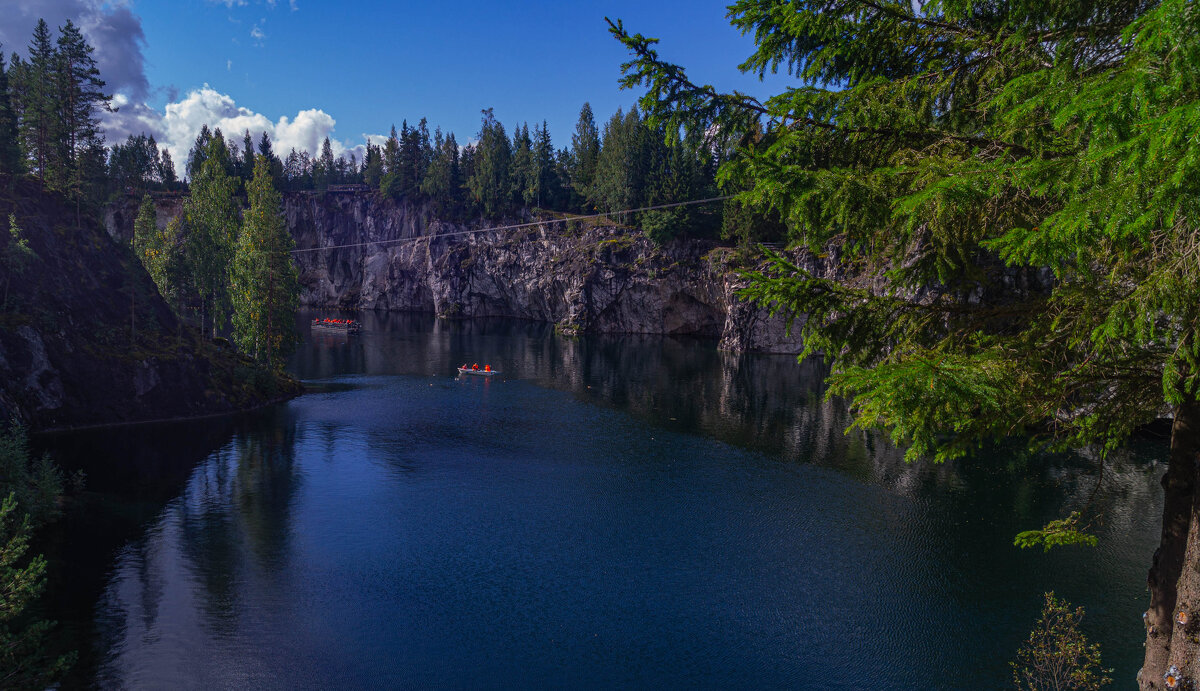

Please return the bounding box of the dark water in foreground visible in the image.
[40,311,1164,688]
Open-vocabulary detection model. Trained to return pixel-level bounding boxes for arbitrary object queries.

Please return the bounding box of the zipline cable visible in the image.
[289,194,736,254]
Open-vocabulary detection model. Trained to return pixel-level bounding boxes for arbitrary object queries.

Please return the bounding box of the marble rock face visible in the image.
[284,192,805,353]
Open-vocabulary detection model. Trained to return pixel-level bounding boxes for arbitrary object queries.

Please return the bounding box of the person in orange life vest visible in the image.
[484,365,491,372]
[472,363,478,370]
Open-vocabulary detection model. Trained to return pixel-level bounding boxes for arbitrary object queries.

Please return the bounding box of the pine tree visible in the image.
[231,154,299,370]
[611,2,1200,685]
[55,19,109,191]
[0,48,22,176]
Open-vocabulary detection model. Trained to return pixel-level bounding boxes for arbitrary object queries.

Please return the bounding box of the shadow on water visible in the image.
[34,310,1166,688]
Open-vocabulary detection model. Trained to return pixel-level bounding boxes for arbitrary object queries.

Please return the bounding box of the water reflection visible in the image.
[36,311,1166,689]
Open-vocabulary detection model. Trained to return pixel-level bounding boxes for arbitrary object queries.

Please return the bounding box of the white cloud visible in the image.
[226,59,233,71]
[113,85,365,178]
[250,23,265,42]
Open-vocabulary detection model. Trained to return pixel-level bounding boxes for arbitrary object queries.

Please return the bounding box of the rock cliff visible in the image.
[107,190,805,353]
[1,177,299,431]
[284,191,804,353]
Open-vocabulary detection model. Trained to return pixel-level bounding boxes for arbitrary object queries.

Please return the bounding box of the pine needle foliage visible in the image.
[610,1,1200,474]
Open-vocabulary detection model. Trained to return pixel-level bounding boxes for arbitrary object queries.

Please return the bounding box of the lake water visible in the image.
[41,311,1165,688]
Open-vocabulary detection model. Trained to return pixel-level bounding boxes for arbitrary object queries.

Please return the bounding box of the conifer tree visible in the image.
[159,147,178,190]
[241,130,255,182]
[0,48,22,176]
[0,492,73,689]
[55,19,109,189]
[531,121,556,210]
[314,136,335,190]
[20,20,59,183]
[380,125,402,197]
[569,103,600,209]
[231,154,298,370]
[591,107,644,220]
[510,122,534,207]
[362,139,383,189]
[186,124,212,181]
[256,131,283,189]
[612,2,1200,685]
[466,108,510,217]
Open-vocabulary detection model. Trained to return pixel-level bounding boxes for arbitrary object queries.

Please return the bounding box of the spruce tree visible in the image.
[510,122,534,207]
[380,125,401,197]
[532,121,556,210]
[611,2,1200,685]
[591,107,644,220]
[314,136,335,190]
[20,20,58,184]
[466,108,510,217]
[186,124,212,181]
[569,103,600,209]
[159,147,177,190]
[231,154,298,370]
[363,139,383,189]
[241,130,255,182]
[0,48,22,176]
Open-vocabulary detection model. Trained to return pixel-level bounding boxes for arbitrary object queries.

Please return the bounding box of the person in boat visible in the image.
[472,363,479,370]
[484,365,491,372]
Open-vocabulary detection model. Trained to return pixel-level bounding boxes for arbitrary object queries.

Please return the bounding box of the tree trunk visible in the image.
[1142,399,1200,689]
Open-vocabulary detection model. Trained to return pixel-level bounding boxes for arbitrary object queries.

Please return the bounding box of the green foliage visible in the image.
[1014,512,1099,552]
[0,492,74,690]
[1012,592,1111,690]
[183,132,240,337]
[231,155,299,370]
[467,108,512,217]
[570,103,601,203]
[611,0,1200,469]
[0,423,63,527]
[0,49,21,176]
[2,214,36,312]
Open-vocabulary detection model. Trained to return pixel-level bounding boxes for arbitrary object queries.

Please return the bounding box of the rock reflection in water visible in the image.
[36,312,1167,688]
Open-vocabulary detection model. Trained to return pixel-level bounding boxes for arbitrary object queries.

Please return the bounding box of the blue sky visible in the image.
[5,0,794,165]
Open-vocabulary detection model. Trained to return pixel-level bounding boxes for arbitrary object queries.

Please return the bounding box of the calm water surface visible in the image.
[41,311,1165,688]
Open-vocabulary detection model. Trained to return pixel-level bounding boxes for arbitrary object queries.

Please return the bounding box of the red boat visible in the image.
[311,318,362,333]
